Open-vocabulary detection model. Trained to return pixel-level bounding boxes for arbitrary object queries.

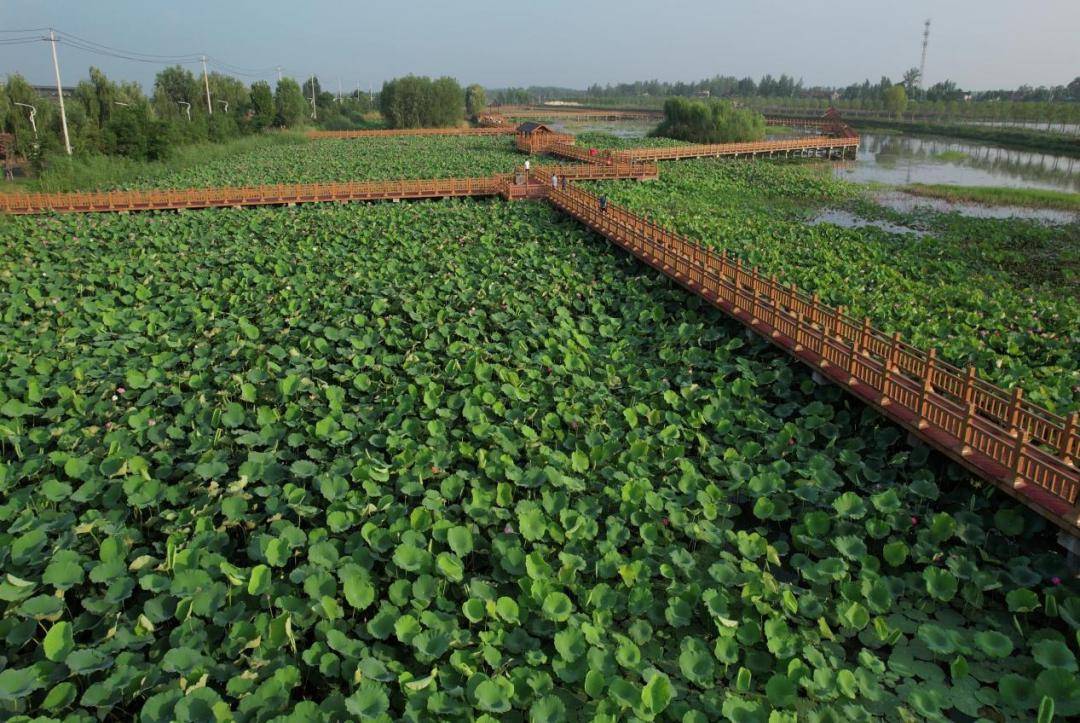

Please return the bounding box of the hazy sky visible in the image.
[1,1,1077,92]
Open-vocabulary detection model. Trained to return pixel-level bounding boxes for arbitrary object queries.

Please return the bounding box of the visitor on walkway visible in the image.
[589,148,597,157]
[599,195,608,214]
[561,176,568,190]
[551,174,558,189]
[524,159,530,184]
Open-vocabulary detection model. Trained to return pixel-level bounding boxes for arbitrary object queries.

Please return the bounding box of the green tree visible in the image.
[465,84,486,117]
[901,67,922,97]
[274,78,307,127]
[249,81,274,130]
[152,65,202,119]
[883,84,908,117]
[380,75,465,129]
[430,77,464,126]
[651,97,765,144]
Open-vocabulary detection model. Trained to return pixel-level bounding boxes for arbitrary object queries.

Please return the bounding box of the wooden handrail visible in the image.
[546,184,1080,530]
[306,127,516,139]
[0,176,508,215]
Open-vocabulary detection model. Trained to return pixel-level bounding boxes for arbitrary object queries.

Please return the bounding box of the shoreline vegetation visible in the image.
[1,133,308,194]
[902,183,1080,211]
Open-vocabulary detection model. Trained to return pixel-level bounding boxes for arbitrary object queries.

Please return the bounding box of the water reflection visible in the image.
[838,133,1079,192]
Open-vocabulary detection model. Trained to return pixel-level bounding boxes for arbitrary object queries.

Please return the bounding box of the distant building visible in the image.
[32,84,75,99]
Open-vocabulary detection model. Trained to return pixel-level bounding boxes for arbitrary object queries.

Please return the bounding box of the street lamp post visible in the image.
[217,100,229,113]
[13,103,37,137]
[178,101,192,122]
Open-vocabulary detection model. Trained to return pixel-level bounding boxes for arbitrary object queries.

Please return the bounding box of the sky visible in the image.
[1,0,1077,93]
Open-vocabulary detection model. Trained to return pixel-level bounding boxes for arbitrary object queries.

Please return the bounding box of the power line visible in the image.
[54,29,202,62]
[2,27,283,80]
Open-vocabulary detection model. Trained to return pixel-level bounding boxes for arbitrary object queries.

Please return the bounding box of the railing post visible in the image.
[917,348,937,429]
[749,267,760,324]
[846,318,863,383]
[732,257,743,313]
[962,366,977,404]
[957,401,977,457]
[1007,387,1023,436]
[769,274,780,337]
[832,305,845,341]
[1063,412,1078,467]
[1011,430,1029,487]
[881,331,901,407]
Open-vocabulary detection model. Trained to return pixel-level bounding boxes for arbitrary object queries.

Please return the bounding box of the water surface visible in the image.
[836,133,1079,192]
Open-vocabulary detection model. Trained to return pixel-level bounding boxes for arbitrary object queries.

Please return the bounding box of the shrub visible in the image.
[652,97,766,144]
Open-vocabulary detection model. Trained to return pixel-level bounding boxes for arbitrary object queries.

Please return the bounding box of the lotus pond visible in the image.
[1,197,1078,722]
[109,135,526,190]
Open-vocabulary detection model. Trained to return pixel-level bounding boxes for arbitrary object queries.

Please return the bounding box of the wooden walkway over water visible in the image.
[306,127,516,139]
[0,164,655,215]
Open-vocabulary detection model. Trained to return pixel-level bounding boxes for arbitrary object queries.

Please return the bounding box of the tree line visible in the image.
[1,66,378,169]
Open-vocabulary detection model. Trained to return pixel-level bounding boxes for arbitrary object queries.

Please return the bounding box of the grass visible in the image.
[0,132,308,194]
[904,183,1080,211]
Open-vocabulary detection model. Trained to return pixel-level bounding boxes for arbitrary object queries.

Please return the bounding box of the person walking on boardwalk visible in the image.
[561,176,568,190]
[551,174,558,189]
[599,195,608,214]
[524,159,530,185]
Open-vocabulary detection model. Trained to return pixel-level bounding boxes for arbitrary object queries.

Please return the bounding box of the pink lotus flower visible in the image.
[1052,576,1063,586]
[911,516,919,526]
[117,386,126,395]
[504,524,514,534]
[147,419,156,427]
[661,517,670,527]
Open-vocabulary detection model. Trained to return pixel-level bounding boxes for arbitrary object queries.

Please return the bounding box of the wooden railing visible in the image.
[619,136,860,161]
[533,162,658,181]
[547,184,1080,530]
[306,127,516,139]
[0,177,510,214]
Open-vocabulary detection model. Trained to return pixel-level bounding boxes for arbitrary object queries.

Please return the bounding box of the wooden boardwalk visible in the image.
[547,185,1080,532]
[0,164,654,215]
[0,177,512,214]
[306,127,516,139]
[528,136,860,163]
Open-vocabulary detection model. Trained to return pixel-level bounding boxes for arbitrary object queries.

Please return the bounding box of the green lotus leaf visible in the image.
[543,592,574,622]
[974,630,1014,658]
[345,681,390,719]
[474,676,515,714]
[924,567,958,602]
[43,621,75,662]
[1033,639,1078,672]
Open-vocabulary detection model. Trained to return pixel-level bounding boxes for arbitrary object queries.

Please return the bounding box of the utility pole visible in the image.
[310,74,318,120]
[276,66,283,83]
[202,55,213,114]
[337,77,342,103]
[918,19,931,97]
[48,30,72,155]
